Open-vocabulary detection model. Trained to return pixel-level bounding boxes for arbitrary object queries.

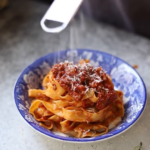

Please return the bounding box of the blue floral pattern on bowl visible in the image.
[14,49,147,142]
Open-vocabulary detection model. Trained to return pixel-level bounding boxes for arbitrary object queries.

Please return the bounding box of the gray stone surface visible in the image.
[0,0,150,150]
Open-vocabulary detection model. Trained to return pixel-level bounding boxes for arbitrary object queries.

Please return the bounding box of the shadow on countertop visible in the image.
[0,0,49,47]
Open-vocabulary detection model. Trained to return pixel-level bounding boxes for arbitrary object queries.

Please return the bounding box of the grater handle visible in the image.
[40,0,84,33]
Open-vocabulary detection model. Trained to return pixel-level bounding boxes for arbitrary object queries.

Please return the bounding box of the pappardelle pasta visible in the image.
[28,60,124,138]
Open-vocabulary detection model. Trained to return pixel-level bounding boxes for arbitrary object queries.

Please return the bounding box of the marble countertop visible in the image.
[0,0,150,150]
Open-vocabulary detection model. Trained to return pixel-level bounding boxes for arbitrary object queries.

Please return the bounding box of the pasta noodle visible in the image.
[28,60,124,138]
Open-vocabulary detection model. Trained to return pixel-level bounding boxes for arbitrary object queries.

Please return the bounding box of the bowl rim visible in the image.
[14,49,147,143]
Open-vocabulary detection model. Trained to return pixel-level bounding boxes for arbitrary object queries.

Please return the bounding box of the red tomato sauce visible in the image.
[51,61,117,110]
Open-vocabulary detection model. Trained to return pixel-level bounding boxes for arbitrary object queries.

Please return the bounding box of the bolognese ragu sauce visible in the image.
[51,60,117,110]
